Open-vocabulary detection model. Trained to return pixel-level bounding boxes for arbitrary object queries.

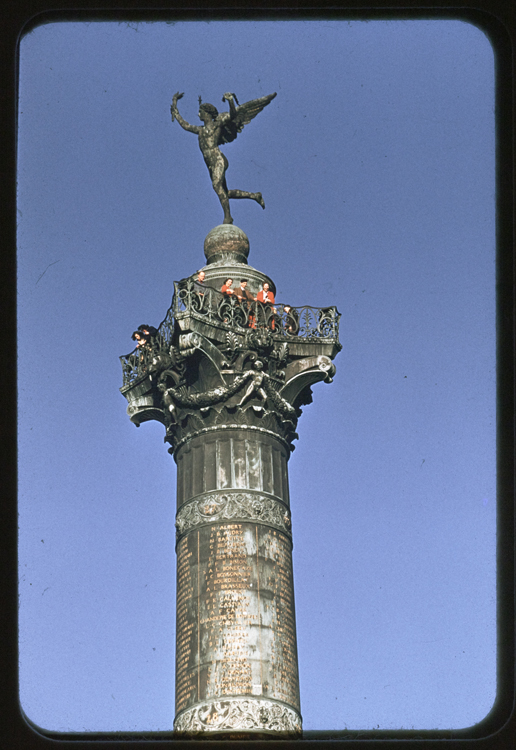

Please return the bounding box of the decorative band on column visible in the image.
[174,697,302,735]
[172,424,292,458]
[175,490,292,540]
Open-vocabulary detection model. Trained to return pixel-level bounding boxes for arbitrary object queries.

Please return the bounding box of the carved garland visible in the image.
[174,697,302,735]
[160,370,252,408]
[175,491,292,538]
[262,377,296,418]
[160,369,297,418]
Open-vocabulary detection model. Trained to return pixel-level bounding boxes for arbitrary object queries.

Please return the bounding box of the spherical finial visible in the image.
[204,225,250,265]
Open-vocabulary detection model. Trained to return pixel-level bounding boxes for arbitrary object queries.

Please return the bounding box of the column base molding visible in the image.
[174,697,302,736]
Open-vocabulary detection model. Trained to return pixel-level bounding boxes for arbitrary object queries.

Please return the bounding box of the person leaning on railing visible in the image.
[131,329,152,373]
[177,270,206,298]
[221,277,235,296]
[234,279,254,303]
[256,282,276,330]
[219,278,236,324]
[193,270,206,296]
[189,269,212,312]
[234,279,255,328]
[137,324,159,344]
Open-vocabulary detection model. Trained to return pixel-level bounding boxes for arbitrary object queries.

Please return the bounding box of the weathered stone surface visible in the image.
[175,522,300,720]
[204,224,250,265]
[176,491,292,540]
[174,697,302,737]
[120,226,340,736]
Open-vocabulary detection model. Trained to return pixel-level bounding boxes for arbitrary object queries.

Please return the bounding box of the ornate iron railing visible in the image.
[120,280,340,387]
[173,280,340,340]
[119,308,175,388]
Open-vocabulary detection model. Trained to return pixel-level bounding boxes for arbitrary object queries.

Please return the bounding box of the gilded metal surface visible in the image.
[175,491,292,540]
[174,697,302,735]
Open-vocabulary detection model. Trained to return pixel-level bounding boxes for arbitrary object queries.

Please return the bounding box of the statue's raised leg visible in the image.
[228,189,265,209]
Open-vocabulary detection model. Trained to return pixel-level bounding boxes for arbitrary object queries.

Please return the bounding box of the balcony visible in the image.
[120,280,341,388]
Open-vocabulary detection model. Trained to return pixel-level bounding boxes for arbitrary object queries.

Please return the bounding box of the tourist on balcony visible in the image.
[178,270,206,299]
[131,329,152,371]
[235,278,255,328]
[194,270,210,293]
[256,282,276,330]
[234,278,253,302]
[137,324,158,342]
[190,270,209,312]
[132,330,148,348]
[137,326,158,354]
[221,278,235,296]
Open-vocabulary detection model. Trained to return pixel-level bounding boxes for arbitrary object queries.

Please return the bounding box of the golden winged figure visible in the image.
[171,91,277,225]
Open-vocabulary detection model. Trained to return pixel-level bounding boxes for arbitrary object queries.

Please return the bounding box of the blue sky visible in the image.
[17,19,496,732]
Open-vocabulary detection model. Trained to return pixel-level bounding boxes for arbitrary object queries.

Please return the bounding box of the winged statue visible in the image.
[171,91,277,225]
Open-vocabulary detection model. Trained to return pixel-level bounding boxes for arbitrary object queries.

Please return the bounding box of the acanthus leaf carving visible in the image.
[175,491,292,539]
[224,330,240,364]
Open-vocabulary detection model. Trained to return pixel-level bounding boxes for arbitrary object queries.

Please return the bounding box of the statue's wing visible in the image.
[218,92,277,145]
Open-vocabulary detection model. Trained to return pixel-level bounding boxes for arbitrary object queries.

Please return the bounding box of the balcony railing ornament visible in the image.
[173,280,340,341]
[120,280,340,390]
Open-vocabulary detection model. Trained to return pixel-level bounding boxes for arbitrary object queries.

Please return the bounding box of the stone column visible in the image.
[173,427,301,737]
[119,224,341,739]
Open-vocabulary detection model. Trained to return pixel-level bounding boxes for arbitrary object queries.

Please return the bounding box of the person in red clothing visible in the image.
[256,281,274,304]
[256,282,276,330]
[221,278,234,296]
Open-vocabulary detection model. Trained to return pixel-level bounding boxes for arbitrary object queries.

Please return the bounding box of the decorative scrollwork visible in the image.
[172,281,340,341]
[246,327,274,355]
[175,491,292,538]
[120,281,340,387]
[174,697,302,735]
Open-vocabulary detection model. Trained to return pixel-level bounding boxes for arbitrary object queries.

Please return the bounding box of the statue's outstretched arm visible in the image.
[171,92,200,134]
[222,92,238,119]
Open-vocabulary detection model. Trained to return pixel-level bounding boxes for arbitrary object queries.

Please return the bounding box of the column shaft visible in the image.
[173,427,302,736]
